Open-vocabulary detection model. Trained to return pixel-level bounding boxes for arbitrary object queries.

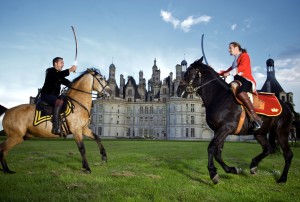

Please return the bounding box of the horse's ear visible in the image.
[87,68,93,73]
[199,57,203,64]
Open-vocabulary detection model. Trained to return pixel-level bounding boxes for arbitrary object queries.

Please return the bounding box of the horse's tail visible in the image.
[268,101,297,152]
[285,101,298,118]
[0,104,7,117]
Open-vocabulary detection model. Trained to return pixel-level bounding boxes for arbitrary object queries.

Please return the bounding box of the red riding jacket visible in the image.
[219,52,257,93]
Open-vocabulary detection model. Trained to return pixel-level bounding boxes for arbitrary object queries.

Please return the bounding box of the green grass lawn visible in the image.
[0,138,299,202]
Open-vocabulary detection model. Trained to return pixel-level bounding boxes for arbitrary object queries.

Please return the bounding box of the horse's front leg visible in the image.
[214,141,242,175]
[249,132,271,175]
[207,130,231,184]
[82,127,107,163]
[74,134,91,173]
[75,141,91,173]
[92,133,107,162]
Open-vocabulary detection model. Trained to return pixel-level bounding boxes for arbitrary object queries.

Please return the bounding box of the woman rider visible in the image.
[219,42,263,131]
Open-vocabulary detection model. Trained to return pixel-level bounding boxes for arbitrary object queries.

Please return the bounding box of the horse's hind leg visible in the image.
[276,128,293,183]
[0,136,24,173]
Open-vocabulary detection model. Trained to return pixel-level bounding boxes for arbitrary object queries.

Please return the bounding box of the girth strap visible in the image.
[234,105,246,134]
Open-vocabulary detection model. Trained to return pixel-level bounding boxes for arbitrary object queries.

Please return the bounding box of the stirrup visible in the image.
[51,127,61,136]
[252,120,262,131]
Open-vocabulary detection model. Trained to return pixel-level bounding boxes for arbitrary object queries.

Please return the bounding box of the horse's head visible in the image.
[87,68,112,97]
[176,57,204,98]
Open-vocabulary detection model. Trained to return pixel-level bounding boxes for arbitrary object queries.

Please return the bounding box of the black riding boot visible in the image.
[237,92,263,131]
[51,104,62,135]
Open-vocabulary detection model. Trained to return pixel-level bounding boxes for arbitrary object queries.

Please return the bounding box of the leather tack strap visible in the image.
[234,105,246,134]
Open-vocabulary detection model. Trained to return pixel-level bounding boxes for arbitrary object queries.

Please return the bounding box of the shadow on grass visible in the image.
[160,156,254,187]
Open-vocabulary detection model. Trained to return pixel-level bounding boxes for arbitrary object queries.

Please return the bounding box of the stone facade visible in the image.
[90,59,216,140]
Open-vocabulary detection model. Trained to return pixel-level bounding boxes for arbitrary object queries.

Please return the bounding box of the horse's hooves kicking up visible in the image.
[212,174,220,184]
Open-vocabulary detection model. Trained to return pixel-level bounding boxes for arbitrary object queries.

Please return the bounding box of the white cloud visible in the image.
[231,24,237,31]
[160,10,212,32]
[275,58,300,82]
[160,10,180,29]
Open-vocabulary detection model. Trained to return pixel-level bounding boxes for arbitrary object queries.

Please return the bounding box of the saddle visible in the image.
[230,81,282,134]
[230,81,282,116]
[33,99,74,136]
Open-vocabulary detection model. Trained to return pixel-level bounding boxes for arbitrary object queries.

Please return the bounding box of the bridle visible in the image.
[185,68,221,94]
[64,71,109,117]
[68,72,108,97]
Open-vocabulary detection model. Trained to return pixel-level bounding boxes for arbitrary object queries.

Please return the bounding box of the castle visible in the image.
[90,59,214,140]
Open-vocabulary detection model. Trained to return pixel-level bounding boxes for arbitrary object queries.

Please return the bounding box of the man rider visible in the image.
[40,57,77,135]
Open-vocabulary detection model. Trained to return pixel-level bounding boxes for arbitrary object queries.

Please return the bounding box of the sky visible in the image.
[0,0,300,116]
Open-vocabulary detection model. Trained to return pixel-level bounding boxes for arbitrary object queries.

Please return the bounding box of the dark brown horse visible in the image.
[0,68,111,173]
[177,57,294,184]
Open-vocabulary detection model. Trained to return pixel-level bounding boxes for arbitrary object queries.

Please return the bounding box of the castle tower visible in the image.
[109,63,116,84]
[260,58,284,97]
[139,70,143,85]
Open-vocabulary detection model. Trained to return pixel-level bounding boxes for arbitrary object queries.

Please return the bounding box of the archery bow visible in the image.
[71,26,78,72]
[201,34,208,65]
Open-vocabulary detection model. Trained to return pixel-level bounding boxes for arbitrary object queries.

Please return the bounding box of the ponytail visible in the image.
[230,42,247,53]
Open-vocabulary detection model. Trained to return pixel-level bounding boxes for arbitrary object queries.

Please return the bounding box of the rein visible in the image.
[67,74,108,97]
[185,69,222,93]
[66,96,91,117]
[65,72,107,117]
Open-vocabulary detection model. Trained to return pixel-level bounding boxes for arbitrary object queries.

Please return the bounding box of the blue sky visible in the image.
[0,0,300,114]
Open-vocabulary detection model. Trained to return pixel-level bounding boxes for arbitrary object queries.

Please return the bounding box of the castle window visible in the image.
[191,128,195,137]
[150,117,153,125]
[191,104,195,112]
[186,128,189,137]
[150,106,153,114]
[98,127,102,136]
[140,106,143,114]
[163,88,167,94]
[191,116,195,124]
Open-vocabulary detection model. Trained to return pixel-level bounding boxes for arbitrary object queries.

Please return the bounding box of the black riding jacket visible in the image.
[41,67,71,96]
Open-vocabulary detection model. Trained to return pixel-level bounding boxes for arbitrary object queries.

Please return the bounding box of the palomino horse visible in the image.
[0,68,111,173]
[177,57,294,184]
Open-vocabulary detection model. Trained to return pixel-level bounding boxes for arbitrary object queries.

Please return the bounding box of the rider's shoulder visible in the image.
[46,67,56,73]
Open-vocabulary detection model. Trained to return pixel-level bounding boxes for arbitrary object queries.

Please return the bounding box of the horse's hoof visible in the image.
[101,156,107,163]
[235,167,242,174]
[81,169,91,174]
[212,174,219,184]
[3,169,16,174]
[250,166,257,174]
[277,178,287,183]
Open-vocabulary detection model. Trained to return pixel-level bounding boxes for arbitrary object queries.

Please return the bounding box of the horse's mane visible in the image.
[192,59,230,90]
[72,68,101,83]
